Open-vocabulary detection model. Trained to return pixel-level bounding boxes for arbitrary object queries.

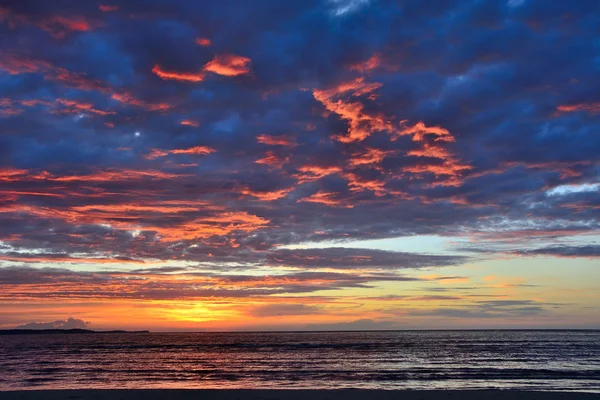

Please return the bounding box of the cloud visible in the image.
[511,245,600,258]
[329,0,371,16]
[0,266,420,300]
[152,65,205,82]
[248,304,321,317]
[256,134,296,147]
[203,54,251,77]
[146,146,215,159]
[180,119,200,127]
[16,317,89,330]
[410,299,561,319]
[195,38,211,47]
[546,183,599,196]
[99,5,119,12]
[0,7,96,38]
[267,248,467,270]
[298,191,354,208]
[556,102,600,115]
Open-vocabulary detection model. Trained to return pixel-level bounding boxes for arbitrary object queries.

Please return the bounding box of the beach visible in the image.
[2,390,600,400]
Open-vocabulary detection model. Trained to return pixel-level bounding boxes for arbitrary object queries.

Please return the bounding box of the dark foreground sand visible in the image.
[1,390,599,400]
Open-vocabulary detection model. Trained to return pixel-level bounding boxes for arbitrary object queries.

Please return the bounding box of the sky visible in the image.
[0,0,599,331]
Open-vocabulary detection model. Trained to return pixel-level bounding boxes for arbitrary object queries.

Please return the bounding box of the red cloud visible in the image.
[99,5,119,12]
[195,37,211,47]
[556,102,600,115]
[0,8,96,38]
[152,65,205,82]
[203,54,251,76]
[0,55,109,93]
[0,55,52,75]
[111,93,171,112]
[53,99,114,116]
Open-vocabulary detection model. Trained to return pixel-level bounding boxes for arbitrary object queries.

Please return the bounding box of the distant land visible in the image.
[0,329,150,335]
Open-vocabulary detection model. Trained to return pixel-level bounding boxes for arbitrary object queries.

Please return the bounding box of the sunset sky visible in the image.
[0,0,598,331]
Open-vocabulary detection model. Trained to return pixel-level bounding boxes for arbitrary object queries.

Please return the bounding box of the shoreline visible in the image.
[1,390,599,400]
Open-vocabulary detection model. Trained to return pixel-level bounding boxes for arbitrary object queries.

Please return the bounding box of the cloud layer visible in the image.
[0,0,598,328]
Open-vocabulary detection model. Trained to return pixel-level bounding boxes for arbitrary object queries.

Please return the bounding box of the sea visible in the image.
[0,330,599,392]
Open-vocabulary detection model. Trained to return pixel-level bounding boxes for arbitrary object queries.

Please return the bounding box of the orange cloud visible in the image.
[70,201,212,215]
[0,168,186,183]
[99,5,119,12]
[180,119,200,127]
[146,146,216,159]
[294,165,343,183]
[152,65,205,82]
[316,77,382,99]
[403,162,472,187]
[349,148,395,167]
[256,134,296,147]
[240,187,294,201]
[203,54,251,76]
[1,195,268,243]
[394,121,454,142]
[343,172,387,196]
[171,146,216,156]
[313,78,391,143]
[407,144,452,159]
[195,37,211,47]
[298,191,353,208]
[0,168,30,182]
[0,199,221,231]
[57,170,186,182]
[255,151,290,168]
[149,211,270,241]
[145,149,170,159]
[350,54,381,73]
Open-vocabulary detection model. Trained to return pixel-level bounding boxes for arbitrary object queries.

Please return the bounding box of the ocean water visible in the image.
[0,330,599,392]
